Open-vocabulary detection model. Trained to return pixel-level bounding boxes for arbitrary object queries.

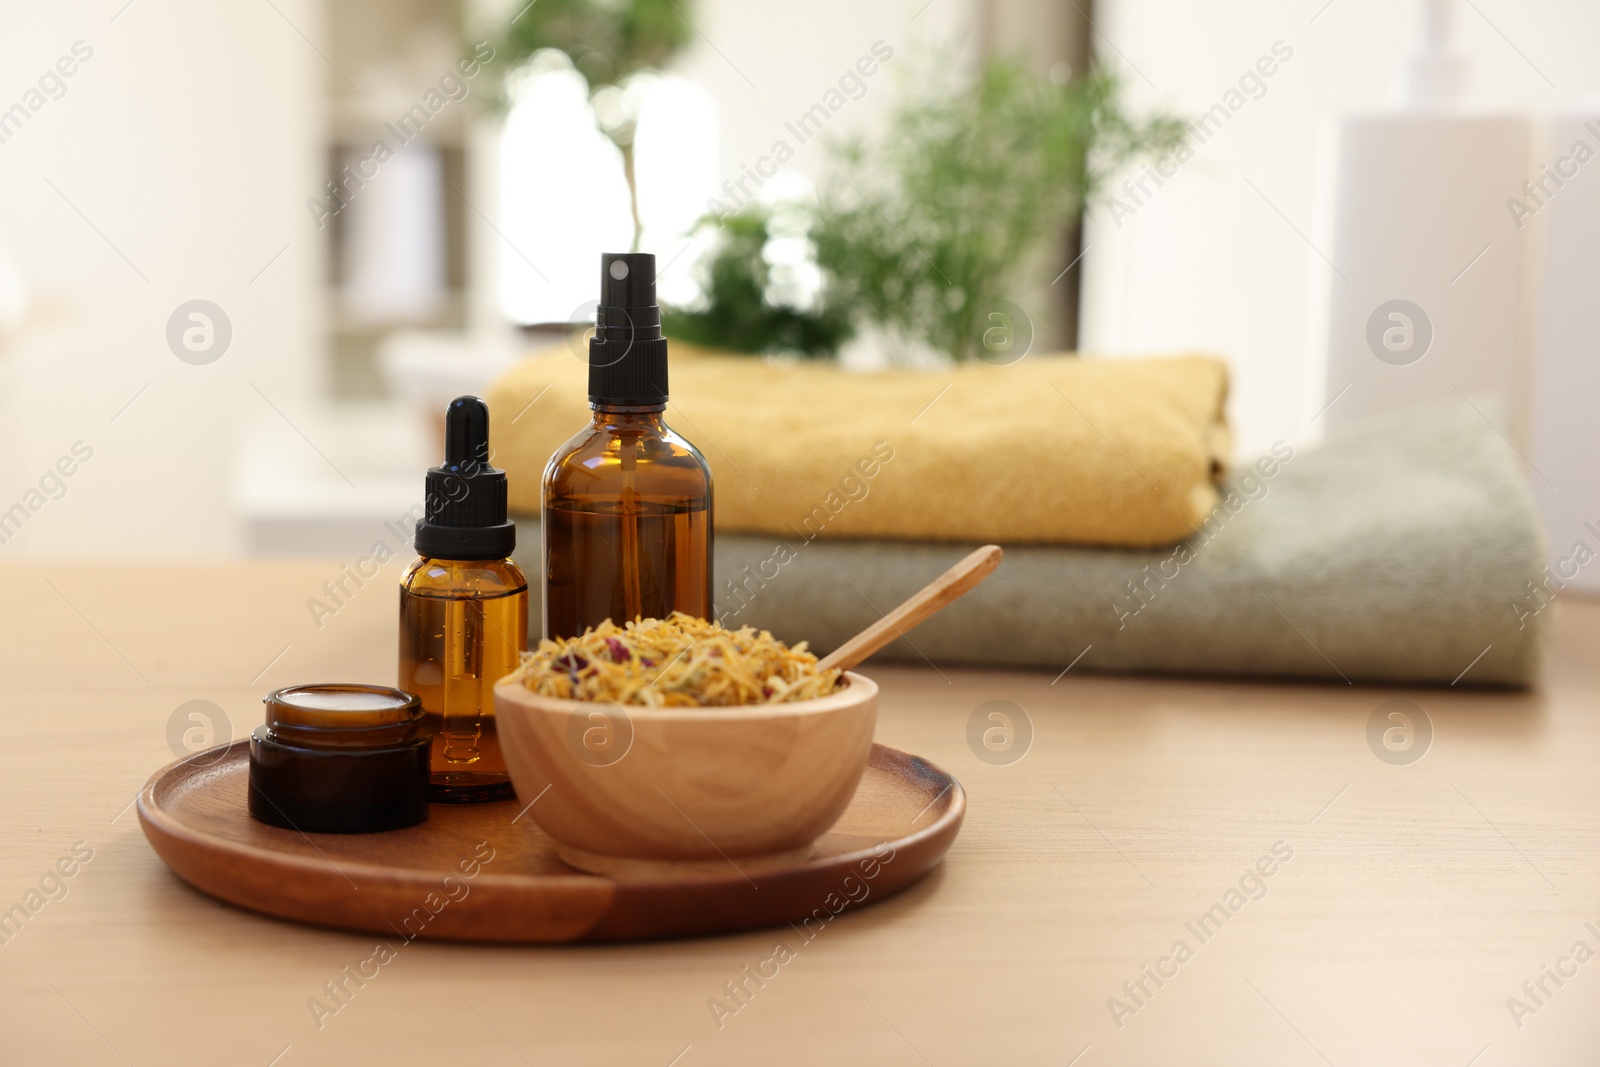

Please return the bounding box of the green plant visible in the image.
[490,0,693,249]
[665,208,854,359]
[669,61,1186,360]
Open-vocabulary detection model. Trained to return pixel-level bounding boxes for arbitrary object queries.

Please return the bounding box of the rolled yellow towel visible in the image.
[487,343,1230,548]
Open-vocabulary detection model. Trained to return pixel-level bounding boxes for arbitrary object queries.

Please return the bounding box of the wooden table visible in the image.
[2,561,1597,1066]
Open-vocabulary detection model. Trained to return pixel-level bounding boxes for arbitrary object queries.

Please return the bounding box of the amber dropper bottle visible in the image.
[542,252,712,639]
[399,396,527,803]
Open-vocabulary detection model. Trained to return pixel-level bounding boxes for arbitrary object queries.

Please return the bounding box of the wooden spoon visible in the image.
[817,545,1003,673]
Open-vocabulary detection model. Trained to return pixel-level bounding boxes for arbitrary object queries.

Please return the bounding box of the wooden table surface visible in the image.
[2,561,1597,1066]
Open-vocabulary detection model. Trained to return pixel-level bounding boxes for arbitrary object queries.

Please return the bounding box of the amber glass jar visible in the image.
[248,683,429,833]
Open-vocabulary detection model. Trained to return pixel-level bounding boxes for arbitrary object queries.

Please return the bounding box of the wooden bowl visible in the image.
[493,671,878,877]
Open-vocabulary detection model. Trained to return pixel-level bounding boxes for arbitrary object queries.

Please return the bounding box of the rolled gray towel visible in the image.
[513,401,1548,687]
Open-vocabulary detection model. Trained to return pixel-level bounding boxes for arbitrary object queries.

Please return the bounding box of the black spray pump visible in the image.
[413,395,516,561]
[589,252,668,406]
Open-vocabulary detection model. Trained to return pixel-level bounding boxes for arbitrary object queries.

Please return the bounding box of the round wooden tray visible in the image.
[137,740,964,942]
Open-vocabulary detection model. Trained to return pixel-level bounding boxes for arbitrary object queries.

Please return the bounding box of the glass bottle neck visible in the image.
[591,404,666,432]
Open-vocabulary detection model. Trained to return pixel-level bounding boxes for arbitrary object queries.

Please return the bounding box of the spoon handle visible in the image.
[817,545,1004,674]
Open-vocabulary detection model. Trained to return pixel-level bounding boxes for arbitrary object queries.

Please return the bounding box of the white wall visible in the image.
[0,0,323,558]
[673,0,979,202]
[1081,0,1600,457]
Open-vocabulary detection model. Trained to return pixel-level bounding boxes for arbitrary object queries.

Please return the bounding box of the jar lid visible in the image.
[263,683,423,750]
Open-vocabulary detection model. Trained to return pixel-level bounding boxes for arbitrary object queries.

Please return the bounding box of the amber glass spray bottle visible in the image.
[400,396,527,803]
[543,253,712,639]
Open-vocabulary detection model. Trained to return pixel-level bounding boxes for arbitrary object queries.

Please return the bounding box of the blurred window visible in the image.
[498,65,717,324]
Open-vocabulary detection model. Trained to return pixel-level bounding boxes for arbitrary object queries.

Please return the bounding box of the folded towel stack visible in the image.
[490,344,1548,686]
[510,401,1548,686]
[487,344,1231,548]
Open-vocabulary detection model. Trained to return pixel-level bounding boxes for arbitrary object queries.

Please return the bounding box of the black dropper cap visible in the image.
[413,396,516,560]
[589,252,668,406]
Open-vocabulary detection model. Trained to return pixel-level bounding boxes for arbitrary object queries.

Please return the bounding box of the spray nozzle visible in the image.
[601,253,657,311]
[589,252,668,405]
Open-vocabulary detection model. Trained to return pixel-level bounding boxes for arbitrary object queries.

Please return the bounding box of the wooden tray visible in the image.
[137,740,964,942]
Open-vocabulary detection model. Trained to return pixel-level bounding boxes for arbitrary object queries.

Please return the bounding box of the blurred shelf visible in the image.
[232,399,429,556]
